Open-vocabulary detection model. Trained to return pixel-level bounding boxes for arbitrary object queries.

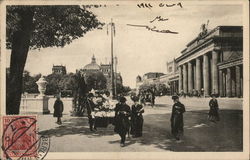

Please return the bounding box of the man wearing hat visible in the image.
[130,96,144,137]
[208,94,220,122]
[114,96,131,147]
[170,95,186,140]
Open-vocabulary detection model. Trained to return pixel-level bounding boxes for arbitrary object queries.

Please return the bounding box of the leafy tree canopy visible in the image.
[6,5,104,49]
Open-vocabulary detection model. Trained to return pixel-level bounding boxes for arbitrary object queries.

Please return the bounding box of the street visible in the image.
[38,96,243,152]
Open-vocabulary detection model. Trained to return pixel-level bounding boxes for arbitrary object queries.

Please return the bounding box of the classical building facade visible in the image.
[166,59,179,95]
[52,65,67,75]
[175,26,243,97]
[80,55,123,91]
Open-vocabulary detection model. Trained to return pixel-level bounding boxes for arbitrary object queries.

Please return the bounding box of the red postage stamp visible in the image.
[2,116,38,159]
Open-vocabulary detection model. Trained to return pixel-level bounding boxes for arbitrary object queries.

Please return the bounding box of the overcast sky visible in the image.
[6,1,243,88]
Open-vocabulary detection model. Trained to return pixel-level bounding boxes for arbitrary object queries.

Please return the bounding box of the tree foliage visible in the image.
[45,73,77,95]
[84,71,107,91]
[6,5,103,114]
[7,5,104,49]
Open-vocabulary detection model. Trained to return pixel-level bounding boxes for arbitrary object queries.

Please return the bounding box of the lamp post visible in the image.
[107,18,115,99]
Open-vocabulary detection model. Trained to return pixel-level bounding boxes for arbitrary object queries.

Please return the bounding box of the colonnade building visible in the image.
[175,26,243,97]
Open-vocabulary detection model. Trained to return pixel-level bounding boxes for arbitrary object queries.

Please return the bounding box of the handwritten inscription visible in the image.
[127,24,178,34]
[150,16,169,23]
[137,2,183,9]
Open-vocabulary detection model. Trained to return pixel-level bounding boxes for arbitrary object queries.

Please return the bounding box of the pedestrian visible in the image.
[130,96,144,137]
[170,95,186,140]
[208,94,220,122]
[53,94,64,125]
[114,96,131,147]
[86,93,97,131]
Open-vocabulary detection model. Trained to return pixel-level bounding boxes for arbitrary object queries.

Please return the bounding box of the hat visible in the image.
[172,95,179,100]
[88,93,94,98]
[119,96,127,103]
[132,96,139,102]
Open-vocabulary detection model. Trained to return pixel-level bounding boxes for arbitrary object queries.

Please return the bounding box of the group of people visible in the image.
[138,89,155,107]
[178,89,205,98]
[52,91,220,146]
[114,96,145,147]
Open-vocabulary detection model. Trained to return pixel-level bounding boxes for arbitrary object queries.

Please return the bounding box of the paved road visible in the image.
[37,96,243,152]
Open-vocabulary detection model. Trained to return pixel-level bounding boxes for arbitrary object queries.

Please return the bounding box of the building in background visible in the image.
[166,59,179,95]
[52,65,67,75]
[136,72,166,93]
[80,55,123,92]
[175,25,243,97]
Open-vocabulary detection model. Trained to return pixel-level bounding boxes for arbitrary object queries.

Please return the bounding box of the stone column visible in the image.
[196,57,201,91]
[179,66,183,93]
[219,69,223,97]
[235,65,241,97]
[226,67,232,97]
[188,62,193,93]
[183,64,188,93]
[212,50,219,94]
[203,54,210,96]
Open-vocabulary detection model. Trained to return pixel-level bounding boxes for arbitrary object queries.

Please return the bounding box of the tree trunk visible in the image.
[6,8,34,114]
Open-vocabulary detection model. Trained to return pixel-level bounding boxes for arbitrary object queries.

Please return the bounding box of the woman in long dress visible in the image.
[208,94,220,122]
[53,95,64,125]
[131,96,144,137]
[170,95,185,140]
[114,97,131,147]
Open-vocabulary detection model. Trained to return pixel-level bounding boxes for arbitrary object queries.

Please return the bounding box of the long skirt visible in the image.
[208,108,220,121]
[131,116,143,137]
[171,114,184,137]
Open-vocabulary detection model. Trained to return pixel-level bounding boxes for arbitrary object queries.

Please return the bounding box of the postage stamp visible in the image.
[2,116,49,159]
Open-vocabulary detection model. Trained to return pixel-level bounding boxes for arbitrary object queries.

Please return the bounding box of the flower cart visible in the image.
[93,97,117,128]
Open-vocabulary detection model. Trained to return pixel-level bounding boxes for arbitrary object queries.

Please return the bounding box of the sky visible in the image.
[5,1,243,88]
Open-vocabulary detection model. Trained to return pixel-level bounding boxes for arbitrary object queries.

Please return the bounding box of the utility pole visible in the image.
[114,56,118,96]
[107,19,115,99]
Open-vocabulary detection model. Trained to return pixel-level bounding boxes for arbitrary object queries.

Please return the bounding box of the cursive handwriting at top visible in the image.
[150,16,169,23]
[127,24,178,34]
[137,2,183,9]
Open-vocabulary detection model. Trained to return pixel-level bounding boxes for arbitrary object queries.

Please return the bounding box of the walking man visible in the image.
[170,95,186,140]
[114,96,131,147]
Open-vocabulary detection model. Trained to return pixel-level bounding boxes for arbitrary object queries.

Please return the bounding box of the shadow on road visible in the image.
[39,117,116,138]
[39,109,242,152]
[135,109,243,151]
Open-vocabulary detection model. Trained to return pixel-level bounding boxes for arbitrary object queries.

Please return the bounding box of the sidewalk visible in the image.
[37,96,243,152]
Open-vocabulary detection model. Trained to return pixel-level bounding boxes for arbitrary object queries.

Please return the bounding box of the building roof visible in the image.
[176,26,243,62]
[83,55,101,70]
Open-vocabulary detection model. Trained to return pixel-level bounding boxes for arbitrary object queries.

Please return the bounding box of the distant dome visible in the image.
[83,55,100,71]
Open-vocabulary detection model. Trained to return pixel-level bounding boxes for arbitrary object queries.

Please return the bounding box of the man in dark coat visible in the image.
[53,95,64,125]
[170,95,185,140]
[114,96,131,147]
[86,93,96,131]
[208,94,220,122]
[131,96,144,137]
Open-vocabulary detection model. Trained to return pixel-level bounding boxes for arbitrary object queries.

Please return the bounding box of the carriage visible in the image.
[139,92,155,107]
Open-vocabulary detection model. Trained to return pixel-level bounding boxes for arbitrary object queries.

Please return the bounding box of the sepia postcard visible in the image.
[0,0,249,159]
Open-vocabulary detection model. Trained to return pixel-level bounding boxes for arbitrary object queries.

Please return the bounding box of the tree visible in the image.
[71,71,88,116]
[84,71,107,91]
[23,72,41,93]
[6,6,103,114]
[45,73,63,95]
